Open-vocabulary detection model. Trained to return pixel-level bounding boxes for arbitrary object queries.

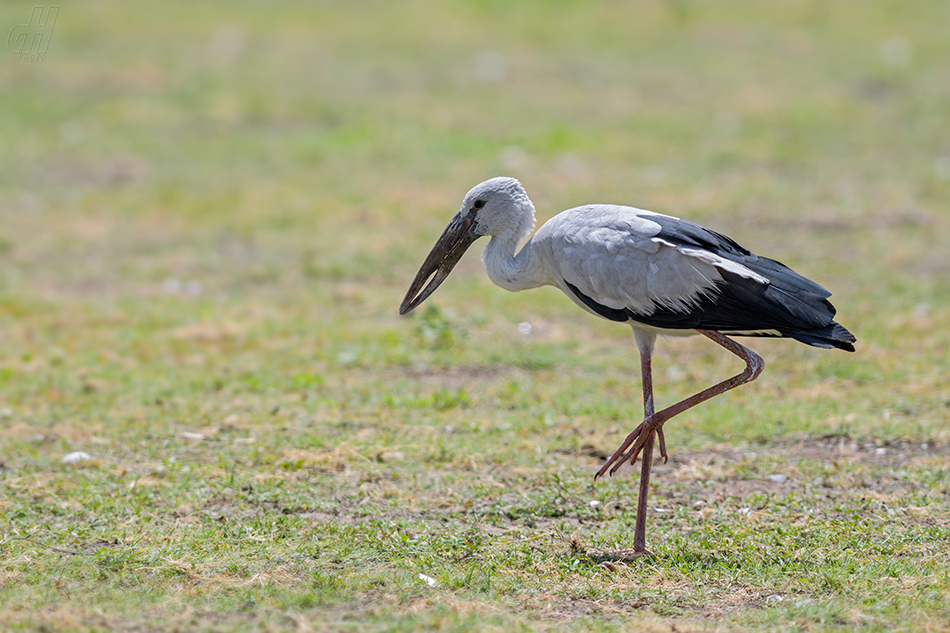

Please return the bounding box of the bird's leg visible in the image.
[632,340,655,554]
[587,334,657,560]
[596,330,764,478]
[589,331,762,560]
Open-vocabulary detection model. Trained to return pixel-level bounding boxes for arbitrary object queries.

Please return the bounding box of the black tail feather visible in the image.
[784,321,856,352]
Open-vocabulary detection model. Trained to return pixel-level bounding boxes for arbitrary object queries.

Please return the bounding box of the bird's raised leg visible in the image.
[589,331,763,560]
[596,331,764,479]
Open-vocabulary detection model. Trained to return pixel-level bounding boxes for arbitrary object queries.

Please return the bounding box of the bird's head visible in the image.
[399,177,536,315]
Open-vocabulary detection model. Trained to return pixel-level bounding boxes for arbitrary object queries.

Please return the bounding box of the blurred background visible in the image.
[3,0,948,422]
[2,0,949,440]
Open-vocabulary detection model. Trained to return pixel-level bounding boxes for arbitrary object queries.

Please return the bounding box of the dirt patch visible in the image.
[282,437,950,541]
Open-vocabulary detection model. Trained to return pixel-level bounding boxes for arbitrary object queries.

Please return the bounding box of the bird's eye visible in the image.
[473,199,486,210]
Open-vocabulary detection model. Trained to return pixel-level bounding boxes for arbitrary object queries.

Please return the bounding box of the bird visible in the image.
[399,176,855,558]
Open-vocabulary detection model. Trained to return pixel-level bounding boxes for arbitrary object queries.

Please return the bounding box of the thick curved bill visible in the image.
[399,212,478,315]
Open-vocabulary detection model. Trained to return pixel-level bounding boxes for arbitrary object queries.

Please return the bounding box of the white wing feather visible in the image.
[533,205,730,316]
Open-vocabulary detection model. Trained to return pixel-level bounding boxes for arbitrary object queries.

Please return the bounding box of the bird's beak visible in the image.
[399,211,479,315]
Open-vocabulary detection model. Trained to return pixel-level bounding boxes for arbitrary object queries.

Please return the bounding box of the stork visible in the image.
[399,177,855,557]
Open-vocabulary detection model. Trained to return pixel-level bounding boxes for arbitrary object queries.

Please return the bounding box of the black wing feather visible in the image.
[565,215,856,352]
[650,215,834,299]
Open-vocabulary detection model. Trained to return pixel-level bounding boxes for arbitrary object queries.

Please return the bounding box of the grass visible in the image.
[2,0,950,630]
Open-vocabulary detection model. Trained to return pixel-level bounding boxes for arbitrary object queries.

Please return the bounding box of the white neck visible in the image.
[481,232,550,292]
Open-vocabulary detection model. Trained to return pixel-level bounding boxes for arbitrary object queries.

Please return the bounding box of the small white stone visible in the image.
[875,447,887,456]
[418,573,438,587]
[61,451,91,464]
[517,321,532,336]
[337,351,358,366]
[589,500,601,508]
[765,594,784,603]
[768,474,788,484]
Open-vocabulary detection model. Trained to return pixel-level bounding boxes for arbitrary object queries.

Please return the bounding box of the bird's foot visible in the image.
[586,546,654,563]
[595,416,668,479]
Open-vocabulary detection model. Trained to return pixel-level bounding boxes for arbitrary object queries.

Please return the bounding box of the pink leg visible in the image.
[596,330,764,479]
[589,333,657,559]
[632,340,655,553]
[590,331,764,559]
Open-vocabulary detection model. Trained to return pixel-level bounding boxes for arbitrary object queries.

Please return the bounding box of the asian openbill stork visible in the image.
[399,177,855,558]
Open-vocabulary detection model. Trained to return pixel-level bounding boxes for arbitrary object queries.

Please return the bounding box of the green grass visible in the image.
[2,0,950,630]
